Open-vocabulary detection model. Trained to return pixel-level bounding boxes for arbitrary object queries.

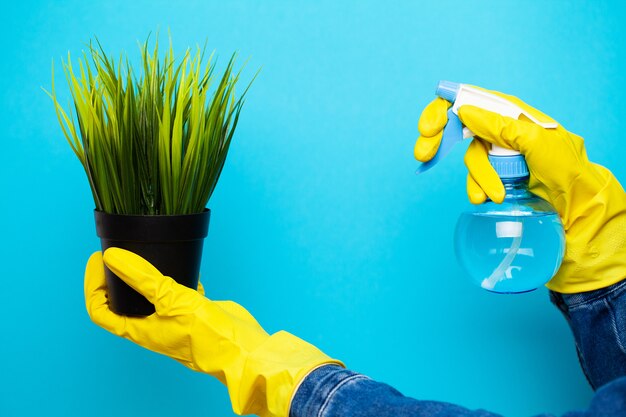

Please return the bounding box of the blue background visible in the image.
[1,1,625,416]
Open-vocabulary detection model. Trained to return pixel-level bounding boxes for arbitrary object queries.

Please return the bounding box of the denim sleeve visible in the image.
[290,365,502,417]
[550,278,626,389]
[290,365,626,417]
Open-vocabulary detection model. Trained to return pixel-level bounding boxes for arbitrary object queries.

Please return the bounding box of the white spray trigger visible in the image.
[451,85,558,129]
[416,81,559,175]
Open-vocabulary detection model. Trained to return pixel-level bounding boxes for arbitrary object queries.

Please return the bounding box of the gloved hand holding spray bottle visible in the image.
[417,81,566,293]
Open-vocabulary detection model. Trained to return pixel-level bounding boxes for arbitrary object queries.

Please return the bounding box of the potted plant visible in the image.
[47,37,252,316]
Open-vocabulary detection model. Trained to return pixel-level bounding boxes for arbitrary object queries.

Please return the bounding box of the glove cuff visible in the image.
[232,330,344,417]
[547,167,626,293]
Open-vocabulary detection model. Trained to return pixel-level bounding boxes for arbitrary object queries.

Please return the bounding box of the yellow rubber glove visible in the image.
[415,89,626,293]
[84,248,343,417]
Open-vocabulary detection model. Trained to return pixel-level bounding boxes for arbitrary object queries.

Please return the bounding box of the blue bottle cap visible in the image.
[488,154,529,179]
[436,80,460,102]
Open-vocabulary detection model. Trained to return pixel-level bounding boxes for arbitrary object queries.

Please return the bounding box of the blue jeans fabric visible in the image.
[549,278,626,390]
[290,279,626,417]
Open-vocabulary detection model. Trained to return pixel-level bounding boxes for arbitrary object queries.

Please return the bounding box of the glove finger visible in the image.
[84,251,185,356]
[466,174,487,205]
[102,247,166,301]
[418,97,450,137]
[197,280,205,296]
[464,138,505,203]
[414,98,450,162]
[84,251,128,335]
[102,247,199,315]
[414,131,443,162]
[458,105,543,155]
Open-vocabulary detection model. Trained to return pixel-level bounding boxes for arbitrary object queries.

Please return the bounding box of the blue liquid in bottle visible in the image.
[454,176,565,294]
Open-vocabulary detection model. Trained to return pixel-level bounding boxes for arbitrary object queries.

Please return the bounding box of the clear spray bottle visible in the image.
[418,81,566,293]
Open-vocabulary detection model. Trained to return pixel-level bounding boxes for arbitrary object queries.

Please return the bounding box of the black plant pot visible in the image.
[95,209,210,317]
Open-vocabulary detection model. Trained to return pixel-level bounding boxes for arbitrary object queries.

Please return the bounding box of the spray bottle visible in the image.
[419,81,566,293]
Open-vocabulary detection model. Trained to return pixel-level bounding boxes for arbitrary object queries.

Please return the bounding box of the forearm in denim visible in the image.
[290,365,503,417]
[550,278,626,390]
[289,364,626,417]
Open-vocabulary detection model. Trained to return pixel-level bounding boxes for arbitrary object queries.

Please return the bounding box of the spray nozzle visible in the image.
[435,80,460,102]
[416,81,558,176]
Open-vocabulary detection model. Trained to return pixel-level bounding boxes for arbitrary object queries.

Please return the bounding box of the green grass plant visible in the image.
[47,37,252,215]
